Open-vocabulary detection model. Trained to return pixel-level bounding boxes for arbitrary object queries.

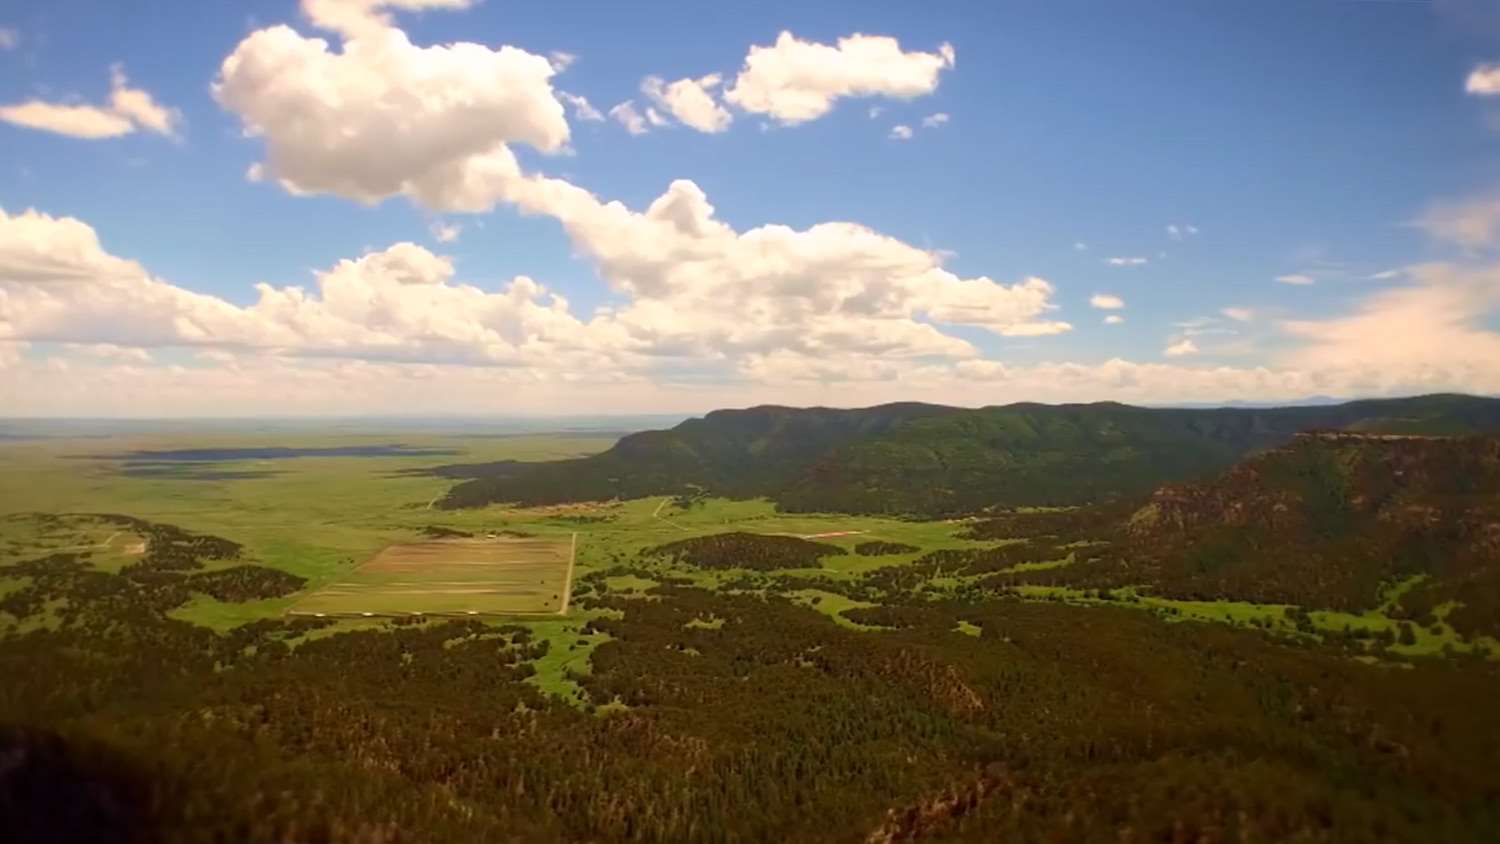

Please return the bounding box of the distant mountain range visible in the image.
[436,394,1500,516]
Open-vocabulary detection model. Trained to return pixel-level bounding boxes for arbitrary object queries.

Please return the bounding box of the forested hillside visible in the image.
[439,394,1500,515]
[434,403,955,505]
[992,433,1500,639]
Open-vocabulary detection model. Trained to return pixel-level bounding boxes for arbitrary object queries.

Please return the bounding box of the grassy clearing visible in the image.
[518,614,617,704]
[786,589,884,630]
[1007,585,1498,660]
[602,574,659,596]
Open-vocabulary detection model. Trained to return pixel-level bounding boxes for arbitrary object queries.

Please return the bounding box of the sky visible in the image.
[2,0,1500,416]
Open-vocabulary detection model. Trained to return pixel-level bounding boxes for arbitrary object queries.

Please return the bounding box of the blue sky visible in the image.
[2,0,1499,415]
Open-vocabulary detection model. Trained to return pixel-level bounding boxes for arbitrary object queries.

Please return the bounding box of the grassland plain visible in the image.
[2,428,1494,714]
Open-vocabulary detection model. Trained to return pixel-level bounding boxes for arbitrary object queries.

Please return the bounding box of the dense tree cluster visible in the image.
[5,575,1498,842]
[419,525,473,538]
[854,541,920,556]
[645,532,842,571]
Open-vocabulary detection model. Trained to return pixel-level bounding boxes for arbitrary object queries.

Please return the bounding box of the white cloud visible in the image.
[0,65,180,140]
[1221,307,1253,322]
[724,32,955,125]
[1105,256,1148,267]
[1275,273,1315,285]
[300,0,476,37]
[1466,63,1500,96]
[1166,223,1198,240]
[889,124,913,141]
[0,207,606,368]
[0,28,18,51]
[1,179,1074,386]
[641,74,733,133]
[645,106,669,127]
[429,220,461,243]
[1368,269,1404,281]
[9,242,1500,414]
[1164,339,1199,357]
[214,0,569,211]
[920,112,949,129]
[495,176,1073,354]
[1089,293,1124,310]
[64,343,154,363]
[868,105,884,119]
[549,50,577,72]
[1414,194,1500,251]
[1279,260,1500,387]
[558,91,603,122]
[1073,242,1088,252]
[609,100,649,135]
[1103,314,1124,325]
[15,340,1500,417]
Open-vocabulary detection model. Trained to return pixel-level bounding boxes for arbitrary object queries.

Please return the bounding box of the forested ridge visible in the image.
[1000,432,1500,639]
[438,394,1500,515]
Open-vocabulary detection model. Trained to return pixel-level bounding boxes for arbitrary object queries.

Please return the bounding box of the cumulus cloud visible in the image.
[724,32,955,125]
[1221,307,1253,322]
[921,112,949,129]
[1414,194,1500,251]
[1275,273,1315,285]
[301,0,475,37]
[0,65,179,140]
[1467,63,1500,96]
[1105,256,1148,267]
[9,224,1500,414]
[429,220,461,243]
[641,74,733,133]
[1165,223,1198,240]
[889,124,913,140]
[558,91,603,122]
[1103,314,1124,325]
[1,181,1073,388]
[496,175,1072,356]
[214,0,569,210]
[1279,260,1500,389]
[0,207,602,368]
[1089,293,1124,310]
[609,100,649,135]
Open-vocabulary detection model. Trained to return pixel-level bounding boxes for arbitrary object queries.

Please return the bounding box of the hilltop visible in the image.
[437,394,1500,516]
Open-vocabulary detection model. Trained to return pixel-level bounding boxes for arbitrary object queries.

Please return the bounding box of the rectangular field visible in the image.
[288,535,576,618]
